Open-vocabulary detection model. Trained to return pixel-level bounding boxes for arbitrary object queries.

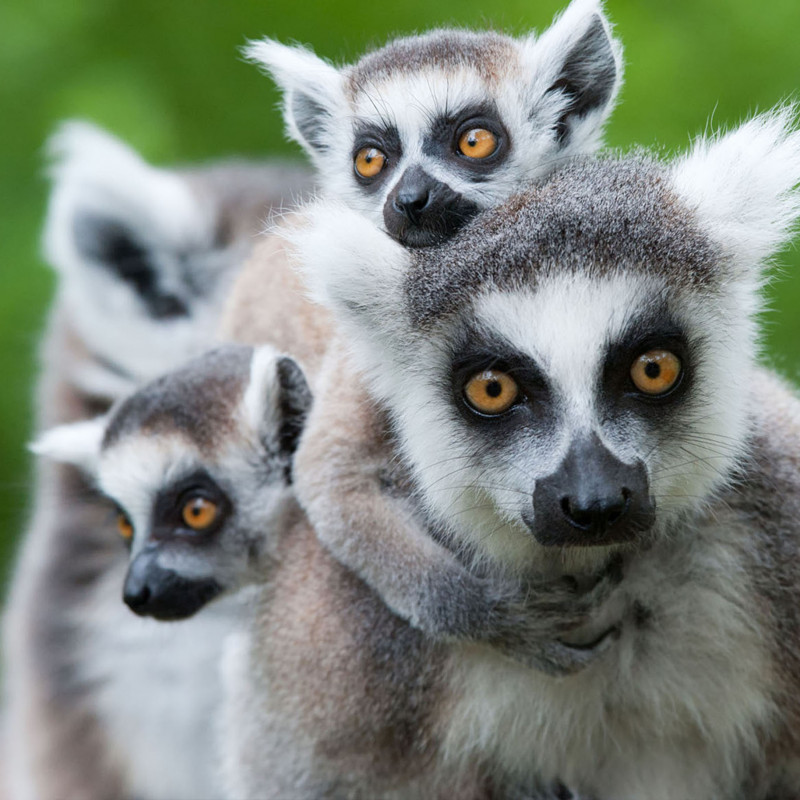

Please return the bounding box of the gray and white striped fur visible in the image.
[2,124,312,800]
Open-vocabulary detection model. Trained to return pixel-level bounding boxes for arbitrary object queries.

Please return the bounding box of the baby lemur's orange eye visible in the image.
[630,350,682,396]
[458,128,498,159]
[354,147,387,178]
[182,497,219,531]
[117,514,133,541]
[464,369,520,415]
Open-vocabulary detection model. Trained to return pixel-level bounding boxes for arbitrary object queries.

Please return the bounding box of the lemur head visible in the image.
[44,121,307,398]
[32,344,312,620]
[294,109,800,573]
[247,0,622,247]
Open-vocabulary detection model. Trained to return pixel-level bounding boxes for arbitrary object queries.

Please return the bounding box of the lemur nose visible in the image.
[559,491,630,532]
[393,188,430,224]
[531,433,655,547]
[123,582,152,612]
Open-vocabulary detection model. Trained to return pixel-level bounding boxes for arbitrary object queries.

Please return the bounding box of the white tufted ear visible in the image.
[672,107,800,277]
[242,345,312,458]
[29,417,108,476]
[244,39,347,165]
[519,0,623,153]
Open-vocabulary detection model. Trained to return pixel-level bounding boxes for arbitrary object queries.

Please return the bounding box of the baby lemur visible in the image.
[223,0,625,664]
[247,0,622,247]
[2,123,312,800]
[34,344,311,622]
[222,111,800,799]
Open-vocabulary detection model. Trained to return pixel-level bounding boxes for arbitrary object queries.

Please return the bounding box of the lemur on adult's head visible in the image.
[246,0,622,245]
[3,125,312,800]
[278,108,800,799]
[33,344,312,621]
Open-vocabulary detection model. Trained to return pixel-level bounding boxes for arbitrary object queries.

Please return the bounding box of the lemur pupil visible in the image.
[486,381,502,398]
[645,362,661,379]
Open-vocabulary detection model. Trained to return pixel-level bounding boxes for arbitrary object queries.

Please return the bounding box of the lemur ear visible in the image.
[244,39,346,163]
[521,0,622,151]
[44,121,214,319]
[243,345,313,460]
[29,417,107,476]
[672,107,800,275]
[287,202,410,337]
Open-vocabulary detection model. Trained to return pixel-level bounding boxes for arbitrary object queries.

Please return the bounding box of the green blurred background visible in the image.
[1,0,799,587]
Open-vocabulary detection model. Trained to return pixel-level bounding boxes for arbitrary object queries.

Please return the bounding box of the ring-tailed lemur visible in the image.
[2,123,312,800]
[247,0,622,247]
[248,108,800,800]
[34,344,312,621]
[222,0,625,668]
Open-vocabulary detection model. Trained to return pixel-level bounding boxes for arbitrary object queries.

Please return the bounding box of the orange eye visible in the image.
[181,497,219,531]
[117,514,134,541]
[630,350,682,396]
[464,369,520,415]
[457,128,498,159]
[354,147,387,178]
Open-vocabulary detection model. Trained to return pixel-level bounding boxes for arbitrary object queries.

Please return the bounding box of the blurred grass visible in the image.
[1,0,799,586]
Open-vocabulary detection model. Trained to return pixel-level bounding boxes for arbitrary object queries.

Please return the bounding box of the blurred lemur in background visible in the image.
[2,123,313,800]
[227,0,624,654]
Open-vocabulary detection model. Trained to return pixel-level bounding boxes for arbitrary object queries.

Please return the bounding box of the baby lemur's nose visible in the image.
[532,434,655,547]
[123,548,222,621]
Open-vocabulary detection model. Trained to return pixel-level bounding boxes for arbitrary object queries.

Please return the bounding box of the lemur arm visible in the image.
[293,348,616,675]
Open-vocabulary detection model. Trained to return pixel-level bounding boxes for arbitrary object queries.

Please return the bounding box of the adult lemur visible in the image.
[225,0,624,655]
[221,111,800,799]
[2,123,312,800]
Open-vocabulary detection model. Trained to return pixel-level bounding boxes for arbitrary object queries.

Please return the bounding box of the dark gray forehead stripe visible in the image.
[103,344,254,451]
[346,30,515,98]
[404,157,722,328]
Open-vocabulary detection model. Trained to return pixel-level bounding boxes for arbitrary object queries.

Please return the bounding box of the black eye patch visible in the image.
[601,318,693,418]
[352,122,402,190]
[150,469,231,543]
[422,102,510,177]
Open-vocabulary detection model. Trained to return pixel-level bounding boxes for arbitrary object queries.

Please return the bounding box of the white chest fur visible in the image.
[77,561,250,800]
[443,528,775,800]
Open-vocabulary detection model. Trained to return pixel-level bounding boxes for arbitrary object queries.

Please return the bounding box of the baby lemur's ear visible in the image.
[521,0,623,152]
[243,346,313,462]
[29,417,108,476]
[244,39,346,165]
[671,107,800,278]
[44,121,215,320]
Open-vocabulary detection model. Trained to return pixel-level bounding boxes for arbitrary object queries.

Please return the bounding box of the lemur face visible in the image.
[248,0,622,246]
[295,110,800,570]
[33,345,312,620]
